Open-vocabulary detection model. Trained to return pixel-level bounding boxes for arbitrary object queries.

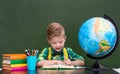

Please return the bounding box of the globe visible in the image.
[78,16,118,58]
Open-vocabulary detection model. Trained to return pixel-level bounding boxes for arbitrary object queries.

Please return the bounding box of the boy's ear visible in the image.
[47,38,50,44]
[65,35,67,40]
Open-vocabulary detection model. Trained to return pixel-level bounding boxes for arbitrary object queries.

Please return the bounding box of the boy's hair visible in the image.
[47,22,65,40]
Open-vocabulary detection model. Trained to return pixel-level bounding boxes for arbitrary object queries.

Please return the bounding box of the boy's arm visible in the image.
[64,59,84,66]
[71,60,84,66]
[67,48,85,66]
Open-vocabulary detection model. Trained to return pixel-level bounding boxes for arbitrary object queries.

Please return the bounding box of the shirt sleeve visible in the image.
[37,48,48,62]
[67,48,84,61]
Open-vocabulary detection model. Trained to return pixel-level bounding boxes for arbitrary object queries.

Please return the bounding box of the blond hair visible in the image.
[47,22,65,40]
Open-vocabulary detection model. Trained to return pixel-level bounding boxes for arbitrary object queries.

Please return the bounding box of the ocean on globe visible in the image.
[78,17,117,57]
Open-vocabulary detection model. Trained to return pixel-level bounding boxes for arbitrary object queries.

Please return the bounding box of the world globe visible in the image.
[78,16,118,58]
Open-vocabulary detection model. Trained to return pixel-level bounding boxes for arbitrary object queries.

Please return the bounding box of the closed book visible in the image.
[2,54,26,60]
[2,70,27,74]
[2,64,27,68]
[41,64,75,70]
[11,70,27,74]
[2,59,26,64]
[2,66,27,71]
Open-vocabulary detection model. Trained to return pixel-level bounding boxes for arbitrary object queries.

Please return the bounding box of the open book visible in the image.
[41,64,75,70]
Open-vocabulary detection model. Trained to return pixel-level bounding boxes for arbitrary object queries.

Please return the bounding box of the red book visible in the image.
[2,69,27,74]
[2,66,27,71]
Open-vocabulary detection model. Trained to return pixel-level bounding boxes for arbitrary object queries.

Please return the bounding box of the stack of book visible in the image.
[2,54,27,71]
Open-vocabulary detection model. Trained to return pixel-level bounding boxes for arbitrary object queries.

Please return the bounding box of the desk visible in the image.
[0,68,119,74]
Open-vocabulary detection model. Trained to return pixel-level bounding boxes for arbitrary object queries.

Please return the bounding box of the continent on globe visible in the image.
[95,40,111,55]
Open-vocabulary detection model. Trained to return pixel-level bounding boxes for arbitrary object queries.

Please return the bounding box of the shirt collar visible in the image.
[51,48,63,56]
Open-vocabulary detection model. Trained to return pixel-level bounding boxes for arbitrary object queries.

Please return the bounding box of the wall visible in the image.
[0,0,120,68]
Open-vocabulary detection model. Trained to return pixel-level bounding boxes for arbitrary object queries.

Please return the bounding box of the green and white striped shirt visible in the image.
[37,47,84,62]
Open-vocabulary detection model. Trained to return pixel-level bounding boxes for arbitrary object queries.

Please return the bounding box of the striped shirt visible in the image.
[37,47,84,62]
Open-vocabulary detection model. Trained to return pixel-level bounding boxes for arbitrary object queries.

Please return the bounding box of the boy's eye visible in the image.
[52,42,56,44]
[59,42,63,43]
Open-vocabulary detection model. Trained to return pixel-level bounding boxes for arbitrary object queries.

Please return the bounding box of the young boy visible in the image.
[37,22,84,67]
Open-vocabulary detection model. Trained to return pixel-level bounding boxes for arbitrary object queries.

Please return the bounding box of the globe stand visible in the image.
[91,59,109,71]
[86,54,109,71]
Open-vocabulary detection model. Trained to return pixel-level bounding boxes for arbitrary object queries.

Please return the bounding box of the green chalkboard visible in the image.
[0,0,120,68]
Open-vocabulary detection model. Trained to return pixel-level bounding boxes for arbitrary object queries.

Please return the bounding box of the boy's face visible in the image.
[48,35,66,52]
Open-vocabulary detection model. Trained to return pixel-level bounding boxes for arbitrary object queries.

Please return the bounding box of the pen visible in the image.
[33,49,36,56]
[25,49,30,56]
[36,49,39,56]
[32,49,34,56]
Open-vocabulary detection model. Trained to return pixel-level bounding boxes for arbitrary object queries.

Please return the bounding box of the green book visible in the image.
[2,59,26,64]
[41,64,75,70]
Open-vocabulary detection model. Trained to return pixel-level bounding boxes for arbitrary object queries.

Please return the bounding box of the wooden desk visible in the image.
[0,68,119,74]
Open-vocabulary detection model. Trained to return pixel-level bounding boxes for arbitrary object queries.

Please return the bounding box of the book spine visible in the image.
[11,59,26,64]
[2,59,27,64]
[3,64,27,68]
[10,56,26,60]
[11,70,27,74]
[2,66,27,71]
[11,66,27,71]
[3,54,26,60]
[11,64,27,68]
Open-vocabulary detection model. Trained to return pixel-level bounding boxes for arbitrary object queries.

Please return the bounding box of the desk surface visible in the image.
[0,68,119,74]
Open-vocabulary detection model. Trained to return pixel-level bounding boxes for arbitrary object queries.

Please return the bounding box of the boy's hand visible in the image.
[43,60,64,66]
[54,60,65,65]
[64,59,72,65]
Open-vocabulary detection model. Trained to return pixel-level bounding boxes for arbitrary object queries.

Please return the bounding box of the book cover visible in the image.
[2,54,26,60]
[2,69,27,74]
[2,59,26,64]
[11,70,27,74]
[2,64,27,68]
[2,66,27,71]
[41,64,75,70]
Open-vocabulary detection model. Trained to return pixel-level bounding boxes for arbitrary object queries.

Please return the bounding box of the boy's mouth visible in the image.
[55,48,61,51]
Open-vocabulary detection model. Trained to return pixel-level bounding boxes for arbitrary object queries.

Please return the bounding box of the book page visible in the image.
[75,66,85,69]
[2,60,10,64]
[0,68,2,71]
[42,65,58,68]
[41,64,75,70]
[58,64,75,69]
[113,68,120,73]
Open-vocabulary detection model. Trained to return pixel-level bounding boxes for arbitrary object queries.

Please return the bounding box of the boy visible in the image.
[37,22,84,67]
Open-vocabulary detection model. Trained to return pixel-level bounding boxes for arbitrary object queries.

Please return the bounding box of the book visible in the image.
[41,64,75,70]
[2,63,27,68]
[2,59,26,64]
[113,68,120,74]
[2,54,26,60]
[2,66,27,71]
[11,70,27,74]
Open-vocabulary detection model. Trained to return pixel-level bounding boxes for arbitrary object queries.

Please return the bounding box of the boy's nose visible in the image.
[56,43,59,47]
